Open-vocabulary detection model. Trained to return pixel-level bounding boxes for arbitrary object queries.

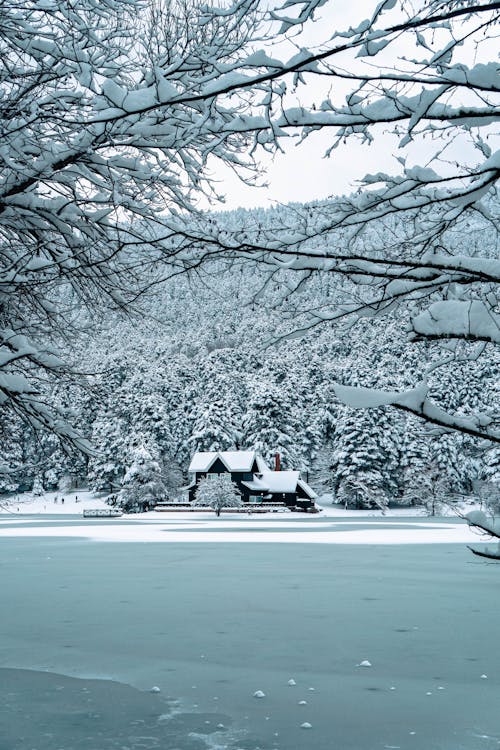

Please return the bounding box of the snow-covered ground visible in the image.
[0,490,482,546]
[1,499,499,750]
[0,489,110,515]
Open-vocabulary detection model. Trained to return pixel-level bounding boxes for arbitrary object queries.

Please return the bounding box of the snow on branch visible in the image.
[410,301,500,344]
[334,383,500,443]
[466,510,500,560]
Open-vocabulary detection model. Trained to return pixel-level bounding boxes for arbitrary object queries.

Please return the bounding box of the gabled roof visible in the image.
[297,478,317,500]
[259,471,300,493]
[243,472,317,499]
[188,450,269,473]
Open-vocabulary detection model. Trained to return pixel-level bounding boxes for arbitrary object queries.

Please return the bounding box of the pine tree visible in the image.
[188,398,239,453]
[331,406,401,509]
[88,413,129,492]
[118,442,166,512]
[31,475,44,497]
[242,380,299,468]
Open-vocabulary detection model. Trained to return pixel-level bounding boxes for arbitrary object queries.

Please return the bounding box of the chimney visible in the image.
[274,452,281,472]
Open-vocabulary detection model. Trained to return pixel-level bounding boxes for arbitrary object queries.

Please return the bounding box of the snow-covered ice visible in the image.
[0,509,498,749]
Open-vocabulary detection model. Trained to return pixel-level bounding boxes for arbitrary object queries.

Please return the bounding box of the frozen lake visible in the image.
[0,514,499,750]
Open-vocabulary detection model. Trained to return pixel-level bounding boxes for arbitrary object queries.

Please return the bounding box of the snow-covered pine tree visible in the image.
[88,414,129,492]
[400,419,433,506]
[242,380,299,469]
[331,405,401,510]
[31,475,44,497]
[118,442,166,513]
[187,351,246,454]
[484,447,499,484]
[193,474,243,517]
[0,416,25,494]
[430,433,468,496]
[188,398,239,454]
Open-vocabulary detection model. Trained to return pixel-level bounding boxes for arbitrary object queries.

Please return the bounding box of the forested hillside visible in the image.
[2,200,498,509]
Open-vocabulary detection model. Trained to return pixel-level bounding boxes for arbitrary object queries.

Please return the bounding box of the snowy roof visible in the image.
[243,473,317,499]
[241,477,269,492]
[188,452,218,472]
[258,471,301,494]
[188,451,269,473]
[297,478,317,500]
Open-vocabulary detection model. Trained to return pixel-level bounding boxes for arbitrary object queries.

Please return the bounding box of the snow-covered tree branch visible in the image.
[466,509,500,559]
[0,0,270,443]
[161,0,499,441]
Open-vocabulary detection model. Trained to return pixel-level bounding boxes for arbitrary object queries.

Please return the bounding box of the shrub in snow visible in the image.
[473,480,500,516]
[337,472,389,512]
[193,474,243,517]
[43,469,58,491]
[403,461,453,516]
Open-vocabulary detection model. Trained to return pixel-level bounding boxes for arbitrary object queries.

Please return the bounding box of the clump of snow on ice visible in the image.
[287,678,296,686]
[481,674,488,679]
[217,723,225,729]
[357,660,372,667]
[308,687,315,691]
[437,686,445,690]
[301,722,312,729]
[426,691,432,695]
[254,690,266,698]
[390,686,396,690]
[298,700,307,705]
[150,686,161,693]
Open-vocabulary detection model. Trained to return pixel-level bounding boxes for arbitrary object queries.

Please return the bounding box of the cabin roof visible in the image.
[243,472,317,498]
[188,450,269,473]
[297,478,318,499]
[259,471,300,493]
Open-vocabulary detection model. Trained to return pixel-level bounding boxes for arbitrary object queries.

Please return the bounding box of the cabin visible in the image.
[187,450,317,511]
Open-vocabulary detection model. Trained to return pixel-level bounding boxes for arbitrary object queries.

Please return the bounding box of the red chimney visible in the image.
[275,452,281,471]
